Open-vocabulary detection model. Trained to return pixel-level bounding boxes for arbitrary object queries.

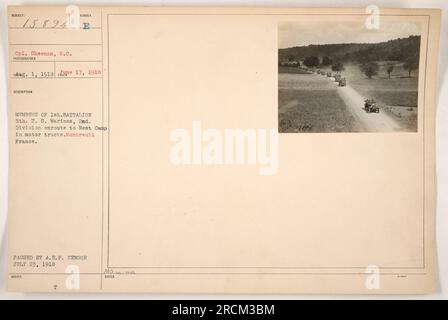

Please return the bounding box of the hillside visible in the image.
[278,35,421,64]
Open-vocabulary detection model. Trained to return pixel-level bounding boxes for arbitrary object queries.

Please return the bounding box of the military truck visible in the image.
[364,99,380,113]
[338,77,346,87]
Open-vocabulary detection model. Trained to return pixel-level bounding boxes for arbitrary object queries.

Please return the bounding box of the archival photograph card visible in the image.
[7,6,440,293]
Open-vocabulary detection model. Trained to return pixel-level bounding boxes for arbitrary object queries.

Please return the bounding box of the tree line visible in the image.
[280,35,421,78]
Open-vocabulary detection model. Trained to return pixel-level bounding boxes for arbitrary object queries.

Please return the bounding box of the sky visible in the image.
[278,21,421,49]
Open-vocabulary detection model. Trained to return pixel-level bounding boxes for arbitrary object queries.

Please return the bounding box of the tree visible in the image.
[331,62,344,72]
[403,54,419,77]
[322,56,332,66]
[303,56,320,68]
[360,62,379,79]
[386,64,394,79]
[356,47,376,63]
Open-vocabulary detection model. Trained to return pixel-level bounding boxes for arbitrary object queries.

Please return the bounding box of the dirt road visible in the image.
[334,81,402,132]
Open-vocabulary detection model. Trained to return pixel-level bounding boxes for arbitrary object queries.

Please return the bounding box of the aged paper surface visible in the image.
[7,6,440,293]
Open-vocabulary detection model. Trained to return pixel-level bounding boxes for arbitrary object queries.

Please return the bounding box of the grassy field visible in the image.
[382,105,418,131]
[318,62,419,106]
[278,73,358,133]
[278,66,310,74]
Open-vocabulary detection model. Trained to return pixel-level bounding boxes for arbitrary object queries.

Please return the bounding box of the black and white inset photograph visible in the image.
[278,21,422,133]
